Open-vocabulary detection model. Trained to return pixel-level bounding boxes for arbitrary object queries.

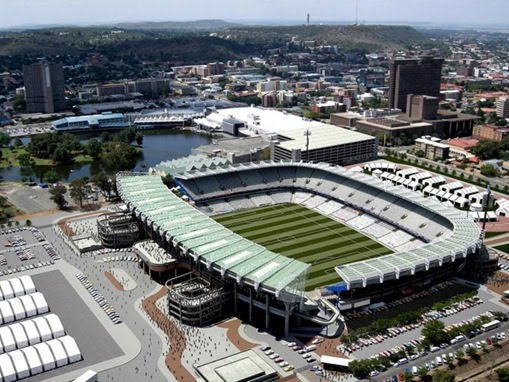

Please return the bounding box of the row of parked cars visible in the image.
[76,273,122,325]
[259,346,295,372]
[343,283,451,321]
[29,227,45,242]
[102,256,139,263]
[4,235,27,248]
[342,296,482,355]
[14,247,35,261]
[94,248,133,256]
[371,312,499,380]
[1,260,54,276]
[43,244,61,261]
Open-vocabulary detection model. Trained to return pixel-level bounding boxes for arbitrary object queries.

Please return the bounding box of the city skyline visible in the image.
[3,0,509,29]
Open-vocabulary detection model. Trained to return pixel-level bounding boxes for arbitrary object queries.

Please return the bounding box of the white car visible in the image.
[287,342,297,347]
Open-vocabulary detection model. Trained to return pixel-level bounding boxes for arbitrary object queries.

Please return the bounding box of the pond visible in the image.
[0,129,212,182]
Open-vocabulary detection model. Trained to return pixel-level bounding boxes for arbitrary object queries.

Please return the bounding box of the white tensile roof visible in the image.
[18,276,36,294]
[58,335,82,363]
[46,338,68,367]
[9,349,30,379]
[21,346,43,376]
[0,280,14,300]
[0,352,16,382]
[8,278,24,298]
[0,326,16,353]
[33,342,56,371]
[9,323,28,349]
[45,314,65,338]
[0,300,14,324]
[32,316,53,341]
[31,292,49,314]
[20,320,41,345]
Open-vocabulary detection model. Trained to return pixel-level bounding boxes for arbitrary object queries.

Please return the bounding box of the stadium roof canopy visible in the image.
[118,160,482,291]
[172,160,482,289]
[117,173,310,298]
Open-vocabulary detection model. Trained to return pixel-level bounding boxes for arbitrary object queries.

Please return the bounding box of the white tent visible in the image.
[18,276,36,295]
[58,336,81,363]
[19,294,37,317]
[0,326,16,353]
[32,316,53,341]
[45,314,65,338]
[0,280,14,300]
[33,342,56,371]
[31,293,49,314]
[0,300,14,324]
[20,320,40,346]
[9,323,28,349]
[47,339,69,367]
[21,346,43,376]
[8,278,24,298]
[8,298,26,320]
[9,349,30,379]
[0,353,17,382]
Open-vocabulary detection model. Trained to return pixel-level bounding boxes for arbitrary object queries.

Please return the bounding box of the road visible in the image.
[372,321,509,381]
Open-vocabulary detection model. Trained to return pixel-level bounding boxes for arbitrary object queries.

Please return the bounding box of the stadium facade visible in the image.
[117,161,482,335]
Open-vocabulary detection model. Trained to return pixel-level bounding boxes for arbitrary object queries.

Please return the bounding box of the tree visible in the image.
[49,185,68,210]
[25,219,32,227]
[0,132,10,148]
[14,138,23,147]
[480,164,500,177]
[432,369,455,382]
[422,320,449,346]
[52,146,72,165]
[303,111,321,120]
[466,346,479,360]
[135,132,144,146]
[496,367,509,382]
[418,367,429,379]
[85,138,103,159]
[69,178,90,208]
[99,131,111,143]
[100,141,138,172]
[18,153,31,167]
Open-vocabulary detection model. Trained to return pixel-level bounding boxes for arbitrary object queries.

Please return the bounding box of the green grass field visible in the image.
[213,203,393,291]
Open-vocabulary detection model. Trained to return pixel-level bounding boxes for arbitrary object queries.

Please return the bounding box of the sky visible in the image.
[2,0,509,28]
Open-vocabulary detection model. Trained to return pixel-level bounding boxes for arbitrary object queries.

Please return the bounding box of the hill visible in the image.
[224,24,429,50]
[115,19,242,30]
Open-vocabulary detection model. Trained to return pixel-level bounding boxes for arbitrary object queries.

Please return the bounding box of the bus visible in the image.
[481,320,501,332]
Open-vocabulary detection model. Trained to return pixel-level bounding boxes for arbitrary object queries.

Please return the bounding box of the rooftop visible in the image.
[209,107,375,151]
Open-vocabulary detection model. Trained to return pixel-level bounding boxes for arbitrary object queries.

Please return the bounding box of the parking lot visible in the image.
[374,322,509,381]
[348,289,505,360]
[0,227,60,276]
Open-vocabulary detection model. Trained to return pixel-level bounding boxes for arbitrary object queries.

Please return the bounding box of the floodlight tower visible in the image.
[304,129,311,162]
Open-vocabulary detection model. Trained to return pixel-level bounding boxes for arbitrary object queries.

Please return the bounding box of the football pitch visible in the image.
[213,203,393,291]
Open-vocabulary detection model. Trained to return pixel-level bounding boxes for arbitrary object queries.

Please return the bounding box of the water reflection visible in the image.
[0,130,211,182]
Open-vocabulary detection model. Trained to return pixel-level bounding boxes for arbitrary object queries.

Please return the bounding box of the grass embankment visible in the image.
[214,203,392,291]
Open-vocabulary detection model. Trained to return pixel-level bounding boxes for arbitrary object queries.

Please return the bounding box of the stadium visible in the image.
[117,160,482,336]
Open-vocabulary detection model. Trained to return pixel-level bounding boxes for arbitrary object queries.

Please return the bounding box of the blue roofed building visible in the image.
[51,113,129,132]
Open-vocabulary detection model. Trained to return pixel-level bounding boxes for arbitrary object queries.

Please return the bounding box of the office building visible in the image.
[23,62,66,113]
[496,97,509,119]
[414,136,450,160]
[96,78,170,97]
[405,95,439,121]
[389,56,443,112]
[472,124,509,142]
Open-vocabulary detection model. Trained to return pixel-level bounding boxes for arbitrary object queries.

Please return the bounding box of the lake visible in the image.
[0,129,212,182]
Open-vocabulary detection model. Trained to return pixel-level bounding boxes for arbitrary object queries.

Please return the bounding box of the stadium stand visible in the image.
[120,161,482,292]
